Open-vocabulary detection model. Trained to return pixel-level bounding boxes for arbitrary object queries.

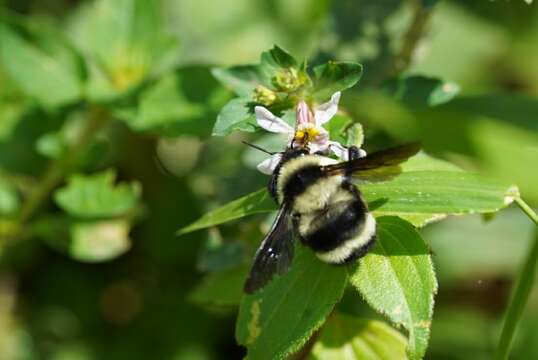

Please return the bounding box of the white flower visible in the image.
[254,91,366,174]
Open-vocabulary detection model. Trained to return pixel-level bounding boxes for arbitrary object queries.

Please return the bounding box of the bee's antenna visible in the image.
[241,141,276,155]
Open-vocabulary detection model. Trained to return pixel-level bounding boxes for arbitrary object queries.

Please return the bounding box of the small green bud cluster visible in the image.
[271,68,307,92]
[253,85,277,106]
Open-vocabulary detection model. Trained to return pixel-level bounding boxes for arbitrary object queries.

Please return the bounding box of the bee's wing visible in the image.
[321,142,421,178]
[244,202,295,294]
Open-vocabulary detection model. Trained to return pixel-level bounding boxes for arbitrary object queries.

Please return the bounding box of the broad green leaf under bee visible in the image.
[177,152,517,233]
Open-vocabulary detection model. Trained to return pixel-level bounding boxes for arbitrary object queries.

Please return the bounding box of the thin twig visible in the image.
[387,0,433,78]
[495,198,538,360]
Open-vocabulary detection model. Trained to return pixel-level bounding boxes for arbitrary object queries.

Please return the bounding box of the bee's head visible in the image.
[280,146,309,162]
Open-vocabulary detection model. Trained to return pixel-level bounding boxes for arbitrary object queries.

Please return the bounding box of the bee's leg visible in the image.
[348,146,362,160]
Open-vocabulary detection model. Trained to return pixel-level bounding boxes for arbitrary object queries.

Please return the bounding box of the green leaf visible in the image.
[177,153,516,233]
[236,245,348,359]
[69,219,131,262]
[350,216,437,360]
[117,72,204,134]
[211,65,265,97]
[0,20,83,108]
[322,114,353,144]
[261,45,298,70]
[189,266,248,308]
[346,123,365,148]
[54,170,141,219]
[384,75,460,108]
[312,61,363,100]
[212,98,257,136]
[177,189,274,235]
[310,313,408,360]
[68,0,179,100]
[363,170,516,226]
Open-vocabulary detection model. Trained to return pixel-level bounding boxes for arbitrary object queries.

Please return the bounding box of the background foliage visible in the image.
[0,0,538,359]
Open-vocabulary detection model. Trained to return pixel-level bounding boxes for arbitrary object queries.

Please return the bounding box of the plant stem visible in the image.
[8,107,108,240]
[494,197,538,360]
[389,0,433,77]
[515,197,538,227]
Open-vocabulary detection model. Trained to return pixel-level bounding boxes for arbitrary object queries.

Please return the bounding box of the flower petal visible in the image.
[328,141,367,161]
[256,153,283,175]
[255,106,294,134]
[328,141,348,160]
[296,100,314,125]
[314,91,341,126]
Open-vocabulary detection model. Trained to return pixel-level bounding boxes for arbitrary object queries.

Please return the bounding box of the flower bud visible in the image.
[253,85,277,106]
[271,68,306,92]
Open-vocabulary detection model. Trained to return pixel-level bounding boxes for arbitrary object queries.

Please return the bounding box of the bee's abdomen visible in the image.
[297,193,376,264]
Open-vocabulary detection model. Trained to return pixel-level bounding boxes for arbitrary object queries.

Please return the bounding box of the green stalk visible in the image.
[390,1,432,76]
[495,197,538,360]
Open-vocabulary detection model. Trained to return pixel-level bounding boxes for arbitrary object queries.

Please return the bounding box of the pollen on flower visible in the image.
[295,125,320,144]
[306,127,320,138]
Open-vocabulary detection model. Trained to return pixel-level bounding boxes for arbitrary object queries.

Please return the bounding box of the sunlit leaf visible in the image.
[236,245,348,359]
[351,216,437,360]
[310,313,408,360]
[363,171,515,225]
[54,170,141,219]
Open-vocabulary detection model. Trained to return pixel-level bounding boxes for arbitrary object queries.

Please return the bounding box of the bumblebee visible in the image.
[244,143,420,293]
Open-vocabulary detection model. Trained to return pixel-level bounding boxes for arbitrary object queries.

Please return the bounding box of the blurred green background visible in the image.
[0,0,538,359]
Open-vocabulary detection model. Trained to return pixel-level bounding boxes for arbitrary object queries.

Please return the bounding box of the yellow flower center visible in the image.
[295,127,320,142]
